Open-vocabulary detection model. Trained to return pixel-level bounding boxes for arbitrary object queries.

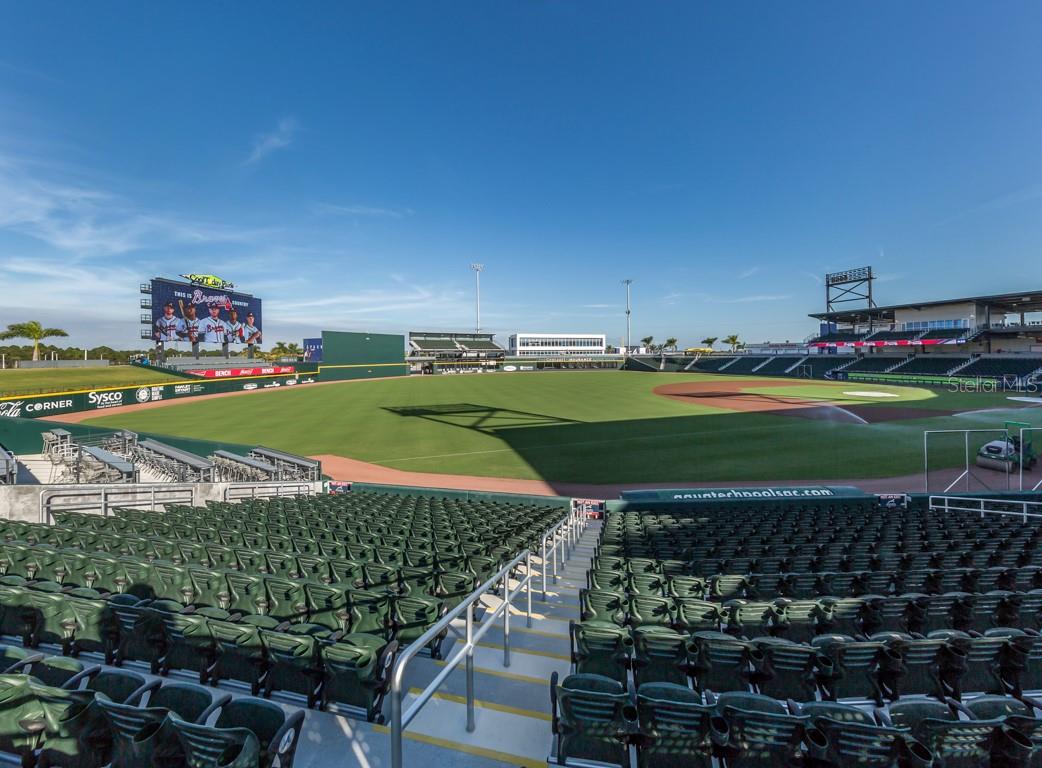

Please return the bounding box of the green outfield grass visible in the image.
[0,366,180,397]
[78,370,1042,484]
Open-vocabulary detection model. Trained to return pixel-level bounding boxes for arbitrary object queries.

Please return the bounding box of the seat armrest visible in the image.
[267,708,305,758]
[125,678,162,706]
[61,664,102,690]
[197,691,233,724]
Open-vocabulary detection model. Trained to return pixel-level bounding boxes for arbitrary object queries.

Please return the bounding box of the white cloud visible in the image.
[244,117,299,165]
[738,266,761,279]
[0,153,271,256]
[314,203,413,219]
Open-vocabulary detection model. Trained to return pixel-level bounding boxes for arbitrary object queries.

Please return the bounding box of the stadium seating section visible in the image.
[959,357,1042,379]
[864,330,918,341]
[752,356,803,376]
[688,357,735,372]
[891,356,968,375]
[410,338,457,351]
[842,356,904,373]
[792,357,847,378]
[0,490,563,725]
[810,332,866,343]
[457,340,504,351]
[719,357,768,374]
[553,496,1042,767]
[921,328,970,340]
[0,668,305,768]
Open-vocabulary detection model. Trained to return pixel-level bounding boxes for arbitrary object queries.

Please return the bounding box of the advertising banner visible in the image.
[303,338,323,363]
[186,366,295,378]
[812,338,964,348]
[150,278,263,348]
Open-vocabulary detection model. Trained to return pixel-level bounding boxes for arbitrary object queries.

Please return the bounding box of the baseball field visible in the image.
[0,367,182,397]
[68,370,1042,486]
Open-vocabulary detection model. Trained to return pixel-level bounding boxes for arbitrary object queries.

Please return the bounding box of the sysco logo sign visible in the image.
[88,391,124,408]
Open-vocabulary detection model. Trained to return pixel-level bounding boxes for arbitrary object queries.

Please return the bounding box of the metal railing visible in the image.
[929,494,1042,521]
[389,506,588,768]
[40,484,198,522]
[223,482,317,500]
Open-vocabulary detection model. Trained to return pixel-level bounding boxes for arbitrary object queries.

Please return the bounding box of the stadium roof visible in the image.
[809,289,1042,323]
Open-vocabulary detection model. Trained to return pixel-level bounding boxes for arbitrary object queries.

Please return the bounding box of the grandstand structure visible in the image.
[407,330,505,373]
[556,490,1042,767]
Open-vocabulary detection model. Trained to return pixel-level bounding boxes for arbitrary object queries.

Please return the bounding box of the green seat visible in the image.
[674,599,722,633]
[152,562,192,605]
[752,637,819,701]
[362,563,399,592]
[319,635,397,722]
[233,548,267,574]
[209,616,279,695]
[154,601,230,680]
[263,578,308,625]
[436,571,476,612]
[85,555,121,593]
[636,682,716,768]
[107,594,162,671]
[213,698,305,768]
[571,621,632,684]
[87,668,154,704]
[689,632,758,694]
[328,558,364,587]
[96,698,175,768]
[58,586,116,660]
[142,681,230,724]
[187,567,229,610]
[223,573,267,616]
[0,643,41,671]
[588,568,627,593]
[260,626,327,706]
[812,635,886,703]
[22,655,98,689]
[294,555,331,583]
[169,716,261,768]
[114,558,156,600]
[813,717,934,768]
[347,590,391,638]
[263,552,299,579]
[629,595,676,629]
[580,589,627,626]
[391,595,444,655]
[713,691,805,768]
[633,626,688,688]
[54,552,94,589]
[399,567,435,597]
[0,580,29,641]
[551,672,635,766]
[303,583,350,634]
[21,583,71,648]
[0,675,95,768]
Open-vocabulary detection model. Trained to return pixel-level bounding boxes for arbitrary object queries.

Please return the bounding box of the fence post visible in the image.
[526,551,533,629]
[466,602,476,732]
[503,574,511,668]
[541,535,548,601]
[552,529,558,585]
[391,677,403,768]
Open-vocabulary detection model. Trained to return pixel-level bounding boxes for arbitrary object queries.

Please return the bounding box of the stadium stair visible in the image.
[716,358,739,371]
[388,520,601,767]
[947,357,980,376]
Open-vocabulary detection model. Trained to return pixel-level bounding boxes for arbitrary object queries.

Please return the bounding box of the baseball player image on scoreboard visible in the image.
[178,302,201,355]
[200,303,229,344]
[226,308,244,344]
[243,312,261,358]
[154,302,184,363]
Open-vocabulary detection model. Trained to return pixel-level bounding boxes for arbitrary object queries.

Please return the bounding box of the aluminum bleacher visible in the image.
[249,446,322,481]
[212,449,279,482]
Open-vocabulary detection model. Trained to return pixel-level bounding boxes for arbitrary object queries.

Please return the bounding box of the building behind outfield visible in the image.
[507,332,607,356]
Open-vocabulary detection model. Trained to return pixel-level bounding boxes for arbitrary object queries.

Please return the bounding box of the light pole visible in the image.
[470,264,485,333]
[622,279,633,353]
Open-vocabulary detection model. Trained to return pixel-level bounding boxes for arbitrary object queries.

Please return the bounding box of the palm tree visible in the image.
[0,321,69,361]
[640,336,654,351]
[701,337,718,349]
[723,334,741,353]
[664,337,678,352]
[285,343,303,359]
[267,341,291,361]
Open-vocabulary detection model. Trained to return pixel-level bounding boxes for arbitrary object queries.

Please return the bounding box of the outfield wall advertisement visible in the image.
[0,375,318,419]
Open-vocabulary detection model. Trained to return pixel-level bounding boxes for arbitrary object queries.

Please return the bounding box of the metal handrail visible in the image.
[929,494,1042,522]
[389,505,587,768]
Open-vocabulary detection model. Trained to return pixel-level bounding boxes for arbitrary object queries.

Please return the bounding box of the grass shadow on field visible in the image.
[383,402,582,436]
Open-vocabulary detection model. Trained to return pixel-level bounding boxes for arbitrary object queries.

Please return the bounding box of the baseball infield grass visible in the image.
[77,371,1042,484]
[0,367,182,397]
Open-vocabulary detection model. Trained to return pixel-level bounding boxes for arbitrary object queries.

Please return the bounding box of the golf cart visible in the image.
[976,421,1038,472]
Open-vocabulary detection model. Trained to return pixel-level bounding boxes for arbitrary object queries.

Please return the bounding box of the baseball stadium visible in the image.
[3,268,1042,768]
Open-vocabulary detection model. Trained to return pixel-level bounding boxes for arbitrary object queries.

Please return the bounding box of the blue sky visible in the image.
[1,2,1040,349]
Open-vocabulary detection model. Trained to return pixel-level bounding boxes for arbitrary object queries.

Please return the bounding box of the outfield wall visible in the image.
[320,330,408,380]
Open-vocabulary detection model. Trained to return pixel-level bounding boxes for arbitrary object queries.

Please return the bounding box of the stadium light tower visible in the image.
[470,264,485,332]
[622,279,633,353]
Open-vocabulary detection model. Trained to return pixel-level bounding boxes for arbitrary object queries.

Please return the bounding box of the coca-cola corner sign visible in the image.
[0,398,76,418]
